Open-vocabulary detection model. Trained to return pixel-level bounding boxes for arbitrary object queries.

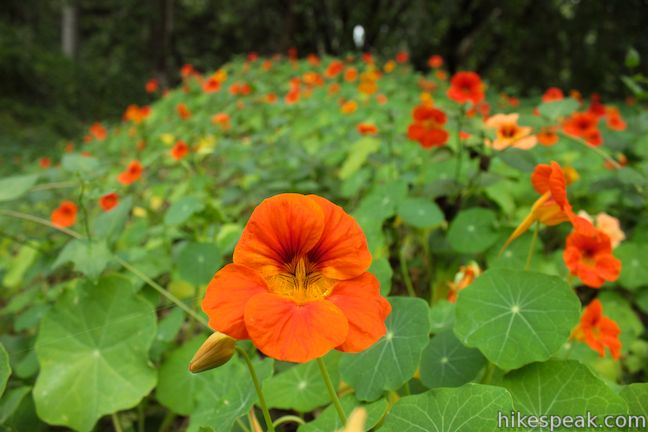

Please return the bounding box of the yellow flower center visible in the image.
[267,256,334,304]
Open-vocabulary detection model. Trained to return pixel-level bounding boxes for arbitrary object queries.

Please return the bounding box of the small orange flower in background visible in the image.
[361,52,373,64]
[358,70,380,95]
[341,100,358,114]
[303,72,324,87]
[99,192,119,212]
[564,229,621,288]
[605,107,626,131]
[285,88,300,104]
[407,104,449,149]
[537,126,559,146]
[541,87,564,103]
[501,161,595,252]
[484,113,537,150]
[265,93,278,104]
[328,83,341,95]
[177,103,191,120]
[427,55,443,69]
[306,53,320,66]
[123,104,151,124]
[383,60,396,73]
[344,67,358,82]
[448,262,481,303]
[247,52,258,62]
[261,59,272,71]
[171,140,190,160]
[375,94,388,105]
[562,112,602,146]
[202,77,221,93]
[578,211,625,248]
[395,51,408,63]
[88,123,107,141]
[447,71,485,105]
[65,142,74,153]
[573,299,621,359]
[202,194,391,363]
[118,160,143,185]
[211,112,231,129]
[435,70,448,81]
[287,47,298,60]
[39,157,51,169]
[51,201,77,228]
[145,78,159,93]
[180,63,195,78]
[326,60,344,78]
[357,123,378,135]
[587,94,606,118]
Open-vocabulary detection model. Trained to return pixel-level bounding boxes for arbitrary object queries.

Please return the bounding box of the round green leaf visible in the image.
[298,395,387,432]
[177,242,222,285]
[538,99,579,120]
[454,269,580,370]
[0,174,38,202]
[340,297,430,401]
[33,276,157,432]
[382,384,513,432]
[397,197,444,228]
[429,300,455,334]
[419,330,485,389]
[615,243,648,290]
[0,342,10,397]
[264,352,339,412]
[52,239,112,279]
[502,360,628,420]
[620,383,648,416]
[447,208,499,254]
[164,196,205,225]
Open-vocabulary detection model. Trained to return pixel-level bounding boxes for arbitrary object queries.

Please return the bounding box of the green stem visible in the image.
[158,411,175,432]
[559,132,622,169]
[453,106,466,184]
[525,221,540,271]
[0,209,83,239]
[237,348,274,432]
[402,381,411,396]
[111,413,124,432]
[236,417,252,432]
[399,241,416,298]
[317,357,347,425]
[76,174,92,241]
[272,415,306,428]
[480,362,496,385]
[138,399,146,432]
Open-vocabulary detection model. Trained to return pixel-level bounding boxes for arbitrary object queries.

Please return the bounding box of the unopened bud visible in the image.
[189,332,236,373]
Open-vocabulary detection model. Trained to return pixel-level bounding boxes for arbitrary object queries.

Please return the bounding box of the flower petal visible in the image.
[244,293,348,362]
[201,264,268,339]
[327,273,391,352]
[306,195,372,280]
[233,194,325,278]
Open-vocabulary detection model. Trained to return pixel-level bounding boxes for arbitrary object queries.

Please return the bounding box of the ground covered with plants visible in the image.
[1,53,647,431]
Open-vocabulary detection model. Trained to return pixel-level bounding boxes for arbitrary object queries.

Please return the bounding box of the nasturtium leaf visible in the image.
[620,383,648,416]
[164,196,205,225]
[339,137,380,180]
[355,180,408,222]
[419,329,486,389]
[0,386,31,425]
[382,384,514,432]
[299,394,388,432]
[156,308,185,343]
[33,276,157,432]
[62,154,99,174]
[447,208,499,254]
[264,352,339,412]
[397,197,444,228]
[502,360,628,423]
[340,297,430,401]
[2,245,39,289]
[0,342,10,397]
[369,257,392,296]
[615,243,648,290]
[454,269,580,370]
[177,242,222,285]
[93,196,133,242]
[52,238,112,279]
[499,148,538,173]
[538,99,579,120]
[429,300,455,334]
[0,174,38,202]
[188,355,273,432]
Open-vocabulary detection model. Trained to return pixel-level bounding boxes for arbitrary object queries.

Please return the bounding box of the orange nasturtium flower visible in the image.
[99,192,119,212]
[573,299,621,359]
[605,107,627,131]
[541,87,564,103]
[563,228,621,288]
[357,123,378,135]
[341,100,358,114]
[51,201,77,228]
[326,60,344,78]
[117,160,143,185]
[202,194,391,363]
[537,126,559,146]
[484,113,537,150]
[88,122,107,141]
[447,71,485,104]
[123,104,151,124]
[562,112,602,147]
[578,211,625,248]
[407,104,449,149]
[145,78,159,93]
[501,161,595,251]
[177,103,191,120]
[39,157,51,169]
[171,140,190,160]
[427,55,444,69]
[447,262,481,303]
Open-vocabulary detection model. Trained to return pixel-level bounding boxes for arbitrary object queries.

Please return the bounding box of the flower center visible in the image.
[500,124,518,138]
[267,256,334,304]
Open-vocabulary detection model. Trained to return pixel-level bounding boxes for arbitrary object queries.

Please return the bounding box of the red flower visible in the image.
[573,299,621,359]
[171,140,190,160]
[564,229,621,288]
[39,157,51,169]
[202,194,391,363]
[562,112,602,146]
[51,201,77,228]
[357,123,378,135]
[427,55,444,69]
[202,78,221,93]
[447,71,485,104]
[395,51,409,63]
[89,123,107,141]
[407,104,449,149]
[541,87,564,103]
[177,103,191,120]
[145,78,159,93]
[326,60,345,78]
[117,160,143,185]
[99,193,119,212]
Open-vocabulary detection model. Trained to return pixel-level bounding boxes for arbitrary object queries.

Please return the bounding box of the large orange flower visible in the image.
[447,71,484,104]
[407,104,449,148]
[573,299,621,359]
[563,229,621,288]
[562,112,602,146]
[51,201,77,228]
[202,194,391,363]
[484,113,537,150]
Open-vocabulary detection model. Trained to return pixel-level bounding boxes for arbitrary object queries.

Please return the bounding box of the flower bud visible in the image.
[189,332,236,373]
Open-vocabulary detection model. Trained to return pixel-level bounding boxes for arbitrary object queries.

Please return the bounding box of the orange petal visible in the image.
[307,195,372,280]
[233,194,325,278]
[201,264,268,339]
[531,164,553,195]
[327,273,391,352]
[244,293,348,362]
[594,254,622,282]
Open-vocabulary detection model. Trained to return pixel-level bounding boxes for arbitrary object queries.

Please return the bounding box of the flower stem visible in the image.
[237,348,274,432]
[272,415,305,428]
[559,132,621,169]
[480,362,496,385]
[111,413,124,432]
[317,357,347,425]
[453,106,466,184]
[525,221,540,271]
[399,241,416,298]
